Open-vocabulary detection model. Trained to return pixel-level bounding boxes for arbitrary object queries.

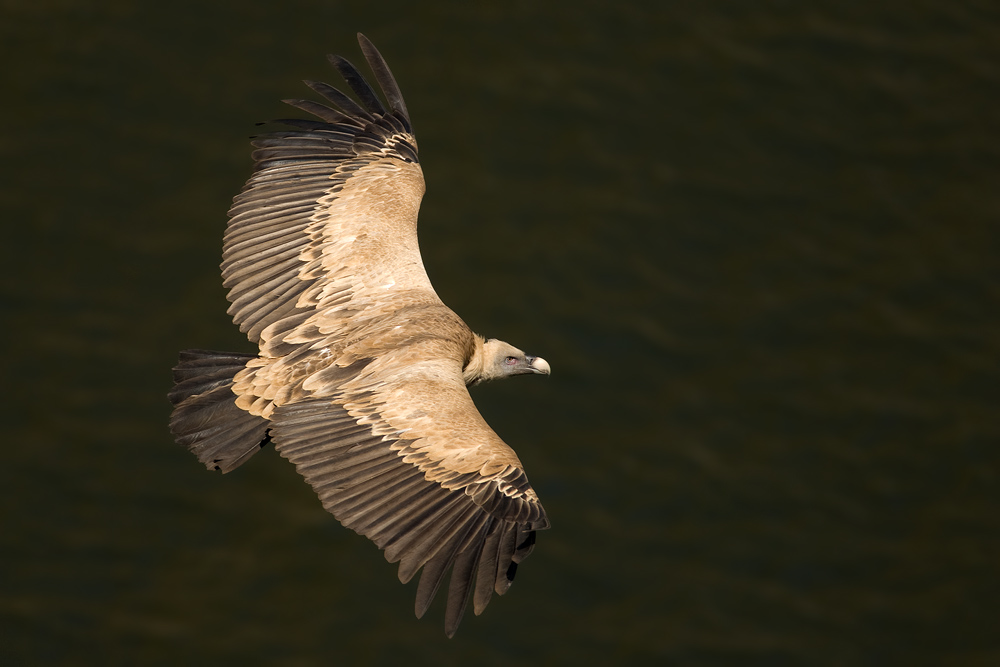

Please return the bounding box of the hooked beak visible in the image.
[525,355,551,376]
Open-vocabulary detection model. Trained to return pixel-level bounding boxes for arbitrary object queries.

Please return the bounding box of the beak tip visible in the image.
[530,357,551,375]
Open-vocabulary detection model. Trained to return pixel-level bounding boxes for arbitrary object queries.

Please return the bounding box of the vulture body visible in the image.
[168,34,550,637]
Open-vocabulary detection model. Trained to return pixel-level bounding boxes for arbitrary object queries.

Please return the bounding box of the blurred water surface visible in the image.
[2,1,999,665]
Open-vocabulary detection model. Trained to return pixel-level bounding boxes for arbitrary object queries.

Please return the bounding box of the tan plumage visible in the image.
[168,34,551,637]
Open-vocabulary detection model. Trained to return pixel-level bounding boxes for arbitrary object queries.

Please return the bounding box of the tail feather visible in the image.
[169,350,270,473]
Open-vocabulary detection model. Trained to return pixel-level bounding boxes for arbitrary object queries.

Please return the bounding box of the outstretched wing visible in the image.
[266,348,549,637]
[221,34,432,358]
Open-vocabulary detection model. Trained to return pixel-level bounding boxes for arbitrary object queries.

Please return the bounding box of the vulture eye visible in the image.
[504,356,518,366]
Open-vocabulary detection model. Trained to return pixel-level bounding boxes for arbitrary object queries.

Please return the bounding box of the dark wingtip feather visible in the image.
[443,539,485,638]
[494,527,518,595]
[303,79,373,121]
[513,526,537,563]
[326,53,387,116]
[281,98,361,126]
[415,552,453,619]
[356,33,410,121]
[269,118,339,132]
[473,520,503,615]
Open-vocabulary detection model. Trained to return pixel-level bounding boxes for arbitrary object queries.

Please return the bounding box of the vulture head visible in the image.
[465,337,551,386]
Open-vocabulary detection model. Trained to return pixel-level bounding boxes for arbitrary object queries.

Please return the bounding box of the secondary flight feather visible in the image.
[168,34,551,637]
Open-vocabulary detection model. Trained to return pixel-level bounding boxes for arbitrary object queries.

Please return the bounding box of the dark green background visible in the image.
[3,1,999,664]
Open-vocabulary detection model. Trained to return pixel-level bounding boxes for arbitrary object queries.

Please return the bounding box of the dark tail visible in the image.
[169,350,270,473]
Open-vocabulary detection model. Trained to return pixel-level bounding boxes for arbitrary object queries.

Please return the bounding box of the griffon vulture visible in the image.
[168,34,551,637]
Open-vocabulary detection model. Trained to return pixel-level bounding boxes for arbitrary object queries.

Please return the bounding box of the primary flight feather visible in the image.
[168,34,551,637]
